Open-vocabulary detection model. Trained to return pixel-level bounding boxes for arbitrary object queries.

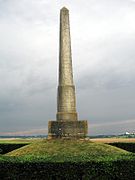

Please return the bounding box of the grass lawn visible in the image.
[1,139,134,163]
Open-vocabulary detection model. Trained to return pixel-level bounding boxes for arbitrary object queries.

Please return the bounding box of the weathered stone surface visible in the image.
[48,120,88,139]
[57,112,78,122]
[48,7,88,139]
[57,7,77,119]
[59,7,73,86]
[57,85,76,113]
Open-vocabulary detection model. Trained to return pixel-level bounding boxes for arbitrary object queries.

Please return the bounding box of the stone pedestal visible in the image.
[48,120,88,139]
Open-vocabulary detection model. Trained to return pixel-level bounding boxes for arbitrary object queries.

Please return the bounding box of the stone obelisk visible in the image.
[48,7,88,139]
[57,7,77,122]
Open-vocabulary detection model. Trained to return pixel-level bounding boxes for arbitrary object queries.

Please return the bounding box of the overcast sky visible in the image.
[0,0,135,135]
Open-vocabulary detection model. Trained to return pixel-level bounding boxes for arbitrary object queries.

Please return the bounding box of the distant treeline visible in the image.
[0,135,48,139]
[90,134,135,138]
[0,134,135,139]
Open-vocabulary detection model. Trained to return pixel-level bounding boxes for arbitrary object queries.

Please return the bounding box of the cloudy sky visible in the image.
[0,0,135,135]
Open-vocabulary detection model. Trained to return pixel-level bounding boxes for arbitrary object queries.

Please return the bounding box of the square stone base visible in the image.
[48,120,88,139]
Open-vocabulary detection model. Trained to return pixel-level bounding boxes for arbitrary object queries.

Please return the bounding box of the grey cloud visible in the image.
[0,0,57,25]
[0,0,135,135]
[90,119,135,135]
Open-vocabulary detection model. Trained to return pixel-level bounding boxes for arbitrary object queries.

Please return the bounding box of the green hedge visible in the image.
[0,160,135,179]
[0,142,135,179]
[108,142,135,153]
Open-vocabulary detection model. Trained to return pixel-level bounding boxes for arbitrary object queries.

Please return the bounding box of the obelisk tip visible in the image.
[61,7,69,11]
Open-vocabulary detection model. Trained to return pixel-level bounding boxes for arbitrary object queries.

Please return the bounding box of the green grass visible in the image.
[0,138,37,144]
[3,139,134,163]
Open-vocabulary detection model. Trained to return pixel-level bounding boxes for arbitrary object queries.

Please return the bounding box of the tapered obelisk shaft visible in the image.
[59,7,73,85]
[57,7,77,121]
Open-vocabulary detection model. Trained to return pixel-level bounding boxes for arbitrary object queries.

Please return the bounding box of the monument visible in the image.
[48,7,88,139]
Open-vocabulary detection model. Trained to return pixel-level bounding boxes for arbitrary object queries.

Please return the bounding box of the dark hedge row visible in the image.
[108,143,135,153]
[0,144,27,154]
[0,160,135,180]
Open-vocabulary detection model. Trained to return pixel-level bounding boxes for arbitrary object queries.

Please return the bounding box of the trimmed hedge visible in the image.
[108,143,135,153]
[0,142,135,179]
[0,144,27,154]
[0,160,135,179]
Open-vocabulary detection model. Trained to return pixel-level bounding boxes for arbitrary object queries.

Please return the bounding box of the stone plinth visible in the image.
[48,120,88,139]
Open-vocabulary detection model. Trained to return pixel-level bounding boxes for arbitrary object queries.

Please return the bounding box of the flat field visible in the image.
[0,138,40,144]
[91,138,135,143]
[0,137,135,143]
